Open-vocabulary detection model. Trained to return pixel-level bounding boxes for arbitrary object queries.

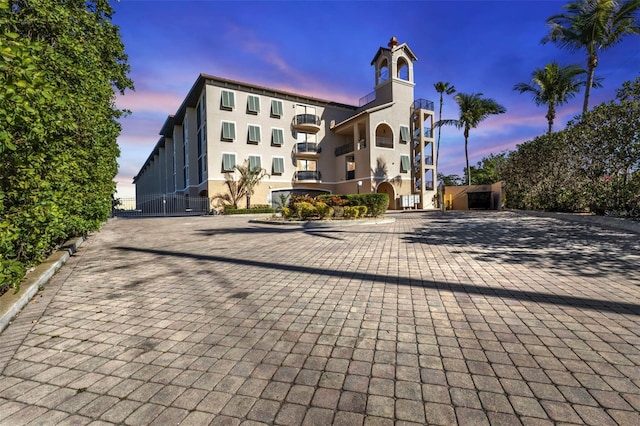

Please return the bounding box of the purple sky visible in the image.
[111,0,640,198]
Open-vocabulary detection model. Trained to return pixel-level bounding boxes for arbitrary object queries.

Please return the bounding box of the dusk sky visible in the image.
[111,0,640,198]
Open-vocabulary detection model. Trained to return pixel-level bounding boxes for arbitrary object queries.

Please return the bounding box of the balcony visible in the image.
[413,127,433,139]
[295,170,321,181]
[411,98,435,112]
[334,142,354,157]
[292,114,321,133]
[295,142,320,155]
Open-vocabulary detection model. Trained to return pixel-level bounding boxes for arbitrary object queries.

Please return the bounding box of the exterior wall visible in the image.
[444,182,504,210]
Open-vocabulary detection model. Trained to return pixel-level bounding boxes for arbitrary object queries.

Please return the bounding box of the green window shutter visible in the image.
[222,122,235,140]
[248,95,260,113]
[271,99,283,117]
[248,125,261,143]
[221,90,235,109]
[272,128,284,146]
[272,157,284,174]
[222,153,236,172]
[401,155,410,173]
[400,126,410,142]
[249,156,261,170]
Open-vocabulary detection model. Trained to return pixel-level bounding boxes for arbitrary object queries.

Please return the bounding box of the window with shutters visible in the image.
[271,99,284,118]
[271,128,284,146]
[248,155,262,171]
[221,90,235,110]
[247,95,260,114]
[272,157,285,174]
[400,126,410,143]
[400,155,410,173]
[248,125,261,144]
[222,153,236,172]
[221,121,236,141]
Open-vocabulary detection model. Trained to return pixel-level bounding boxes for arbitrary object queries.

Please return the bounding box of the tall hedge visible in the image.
[0,0,133,293]
[502,76,640,217]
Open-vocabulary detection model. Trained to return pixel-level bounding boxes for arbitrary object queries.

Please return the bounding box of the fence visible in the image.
[112,194,211,217]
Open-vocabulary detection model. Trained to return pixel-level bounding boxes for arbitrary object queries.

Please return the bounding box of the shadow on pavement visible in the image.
[115,246,640,317]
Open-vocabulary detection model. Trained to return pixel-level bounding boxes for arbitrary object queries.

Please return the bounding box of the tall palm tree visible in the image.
[543,0,640,114]
[514,62,588,134]
[438,93,506,186]
[434,82,456,172]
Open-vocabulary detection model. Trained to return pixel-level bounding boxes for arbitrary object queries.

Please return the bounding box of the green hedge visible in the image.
[224,207,275,215]
[0,2,133,295]
[317,193,388,217]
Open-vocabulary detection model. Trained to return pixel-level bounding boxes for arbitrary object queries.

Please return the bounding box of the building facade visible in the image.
[133,37,436,211]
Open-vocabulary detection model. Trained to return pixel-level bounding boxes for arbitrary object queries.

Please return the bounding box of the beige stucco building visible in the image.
[133,37,436,212]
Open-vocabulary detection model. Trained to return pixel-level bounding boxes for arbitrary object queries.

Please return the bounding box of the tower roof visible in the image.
[370,37,418,65]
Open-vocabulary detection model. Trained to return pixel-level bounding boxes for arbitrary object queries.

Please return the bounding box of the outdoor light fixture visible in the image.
[357,180,363,194]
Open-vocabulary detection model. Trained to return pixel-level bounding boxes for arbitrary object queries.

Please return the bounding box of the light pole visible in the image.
[357,180,362,194]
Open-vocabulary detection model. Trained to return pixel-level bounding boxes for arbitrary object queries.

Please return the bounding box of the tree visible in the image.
[437,173,464,186]
[213,173,247,210]
[437,93,506,186]
[514,62,589,133]
[464,153,508,185]
[434,81,456,172]
[543,0,640,114]
[235,161,269,210]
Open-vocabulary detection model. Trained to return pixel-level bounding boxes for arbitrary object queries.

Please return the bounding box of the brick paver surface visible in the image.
[0,211,639,425]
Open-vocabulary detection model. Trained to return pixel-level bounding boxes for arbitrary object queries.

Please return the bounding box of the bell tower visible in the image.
[370,36,417,107]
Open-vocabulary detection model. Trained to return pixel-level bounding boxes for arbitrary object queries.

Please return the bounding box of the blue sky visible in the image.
[111,0,640,198]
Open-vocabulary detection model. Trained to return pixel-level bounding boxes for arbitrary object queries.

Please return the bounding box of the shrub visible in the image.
[315,202,334,219]
[356,206,368,217]
[295,201,317,219]
[281,207,293,218]
[224,207,275,215]
[343,206,359,219]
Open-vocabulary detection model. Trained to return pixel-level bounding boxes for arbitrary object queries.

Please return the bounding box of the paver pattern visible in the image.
[0,211,639,425]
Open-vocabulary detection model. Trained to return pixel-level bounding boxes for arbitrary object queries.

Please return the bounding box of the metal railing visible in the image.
[293,114,321,127]
[295,170,321,181]
[334,142,354,156]
[112,194,211,217]
[295,142,320,154]
[358,90,376,107]
[411,98,435,112]
[375,136,393,149]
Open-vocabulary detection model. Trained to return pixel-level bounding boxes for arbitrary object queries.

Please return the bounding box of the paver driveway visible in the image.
[0,211,639,425]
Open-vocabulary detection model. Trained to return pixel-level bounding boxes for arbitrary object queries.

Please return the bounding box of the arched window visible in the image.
[397,57,409,80]
[375,123,393,149]
[378,58,389,84]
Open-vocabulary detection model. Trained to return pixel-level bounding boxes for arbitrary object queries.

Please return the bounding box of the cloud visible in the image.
[115,90,185,115]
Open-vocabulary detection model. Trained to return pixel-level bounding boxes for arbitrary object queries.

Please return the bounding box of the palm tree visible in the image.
[438,93,506,186]
[543,0,640,114]
[434,82,456,172]
[236,161,269,209]
[514,62,588,134]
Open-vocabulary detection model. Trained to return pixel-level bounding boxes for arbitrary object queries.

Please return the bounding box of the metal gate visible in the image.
[112,194,211,217]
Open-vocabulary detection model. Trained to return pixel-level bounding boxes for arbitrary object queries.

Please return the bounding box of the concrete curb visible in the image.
[513,210,640,234]
[0,236,84,334]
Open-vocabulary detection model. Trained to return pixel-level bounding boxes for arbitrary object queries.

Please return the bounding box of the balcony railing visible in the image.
[293,114,321,132]
[411,98,435,112]
[335,142,354,156]
[295,142,320,154]
[414,154,434,166]
[359,90,376,107]
[295,170,321,181]
[413,127,433,138]
[375,136,393,149]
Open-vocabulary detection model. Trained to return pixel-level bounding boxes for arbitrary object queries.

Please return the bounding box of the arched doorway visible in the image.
[377,182,396,210]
